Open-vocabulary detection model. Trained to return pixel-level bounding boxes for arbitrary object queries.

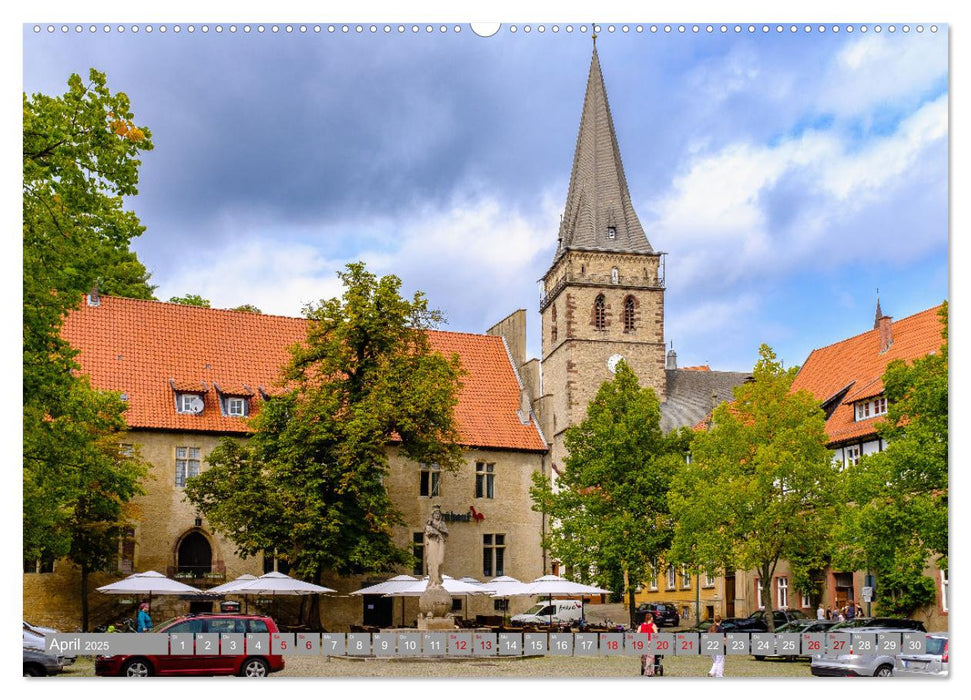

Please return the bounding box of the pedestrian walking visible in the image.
[137,602,153,632]
[707,616,725,677]
[638,613,659,676]
[817,603,825,620]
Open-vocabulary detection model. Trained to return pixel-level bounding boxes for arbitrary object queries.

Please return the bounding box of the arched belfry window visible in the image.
[624,296,636,332]
[551,304,558,343]
[594,295,606,331]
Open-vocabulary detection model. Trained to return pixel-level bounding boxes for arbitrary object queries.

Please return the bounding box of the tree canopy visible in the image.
[185,263,464,625]
[530,361,691,626]
[23,69,153,628]
[168,294,211,307]
[833,302,948,615]
[668,345,838,629]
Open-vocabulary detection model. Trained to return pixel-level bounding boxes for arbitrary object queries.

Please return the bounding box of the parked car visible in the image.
[810,626,919,677]
[510,600,583,626]
[829,617,926,632]
[894,632,948,677]
[94,613,285,677]
[23,647,65,676]
[725,609,809,633]
[752,619,839,661]
[23,621,77,665]
[633,602,680,627]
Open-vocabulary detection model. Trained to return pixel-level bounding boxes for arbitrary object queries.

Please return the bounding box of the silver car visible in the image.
[23,647,65,677]
[810,627,915,677]
[895,632,948,677]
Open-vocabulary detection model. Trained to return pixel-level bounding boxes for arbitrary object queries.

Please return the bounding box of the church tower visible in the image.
[539,47,666,469]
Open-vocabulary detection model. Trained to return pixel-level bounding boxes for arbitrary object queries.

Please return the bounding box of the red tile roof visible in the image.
[790,305,945,445]
[62,296,548,452]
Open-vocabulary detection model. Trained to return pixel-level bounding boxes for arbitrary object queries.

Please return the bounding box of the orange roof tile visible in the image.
[790,305,945,446]
[681,365,711,371]
[62,296,548,452]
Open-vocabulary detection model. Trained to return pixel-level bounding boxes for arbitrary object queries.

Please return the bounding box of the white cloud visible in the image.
[819,34,948,118]
[647,91,947,290]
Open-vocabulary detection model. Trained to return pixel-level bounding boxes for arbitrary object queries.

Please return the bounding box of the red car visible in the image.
[95,614,285,677]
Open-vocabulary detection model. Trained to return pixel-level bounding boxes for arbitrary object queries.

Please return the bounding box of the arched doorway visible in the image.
[177,531,212,575]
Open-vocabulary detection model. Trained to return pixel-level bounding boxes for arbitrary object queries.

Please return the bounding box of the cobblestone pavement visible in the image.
[57,654,814,678]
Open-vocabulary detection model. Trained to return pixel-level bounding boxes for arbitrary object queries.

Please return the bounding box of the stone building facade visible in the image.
[25,296,549,631]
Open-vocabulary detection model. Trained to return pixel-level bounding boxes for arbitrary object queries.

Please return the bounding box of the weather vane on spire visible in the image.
[592,23,598,48]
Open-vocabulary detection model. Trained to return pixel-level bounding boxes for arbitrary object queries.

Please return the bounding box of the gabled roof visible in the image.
[790,305,945,445]
[660,368,752,433]
[61,296,548,452]
[552,48,653,265]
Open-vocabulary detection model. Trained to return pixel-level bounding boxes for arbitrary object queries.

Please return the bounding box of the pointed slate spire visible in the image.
[874,294,883,329]
[554,47,653,262]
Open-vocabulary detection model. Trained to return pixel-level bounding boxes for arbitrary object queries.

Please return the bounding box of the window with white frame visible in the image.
[777,577,789,609]
[176,393,204,414]
[649,566,658,591]
[941,568,948,613]
[666,565,676,590]
[801,593,811,608]
[175,446,201,487]
[681,565,692,589]
[224,396,247,417]
[846,445,861,467]
[704,572,715,588]
[755,578,764,609]
[855,397,888,421]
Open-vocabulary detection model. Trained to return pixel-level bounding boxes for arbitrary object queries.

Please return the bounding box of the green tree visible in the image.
[23,69,154,618]
[833,303,947,615]
[168,294,211,307]
[668,345,839,630]
[186,263,464,627]
[530,361,692,626]
[230,304,263,314]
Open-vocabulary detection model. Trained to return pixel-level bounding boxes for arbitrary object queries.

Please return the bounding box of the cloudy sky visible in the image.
[22,21,948,372]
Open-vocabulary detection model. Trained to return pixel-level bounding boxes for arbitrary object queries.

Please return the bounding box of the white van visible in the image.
[510,600,583,625]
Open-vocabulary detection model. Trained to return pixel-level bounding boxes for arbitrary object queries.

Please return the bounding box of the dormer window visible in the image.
[213,383,254,418]
[854,397,887,421]
[226,397,247,417]
[177,393,205,414]
[607,226,617,239]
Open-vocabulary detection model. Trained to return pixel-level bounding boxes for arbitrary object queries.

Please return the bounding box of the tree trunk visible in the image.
[760,567,775,632]
[80,564,90,632]
[304,570,323,630]
[627,580,638,628]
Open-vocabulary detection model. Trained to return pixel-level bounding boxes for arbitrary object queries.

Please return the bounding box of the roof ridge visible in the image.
[803,303,944,355]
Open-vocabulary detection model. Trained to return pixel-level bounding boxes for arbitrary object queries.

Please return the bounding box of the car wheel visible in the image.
[874,664,893,677]
[753,655,765,661]
[122,658,153,677]
[240,657,269,677]
[23,664,45,677]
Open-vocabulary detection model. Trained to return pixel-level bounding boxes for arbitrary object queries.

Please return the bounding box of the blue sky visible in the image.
[22,21,948,373]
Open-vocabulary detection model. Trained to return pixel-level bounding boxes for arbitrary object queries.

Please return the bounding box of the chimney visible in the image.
[666,342,678,370]
[878,315,893,353]
[87,283,101,307]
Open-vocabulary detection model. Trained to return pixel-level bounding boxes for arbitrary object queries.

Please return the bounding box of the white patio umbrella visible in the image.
[232,571,336,595]
[96,570,204,608]
[351,574,420,627]
[206,574,257,613]
[231,571,336,621]
[206,574,257,595]
[487,576,524,624]
[385,575,496,597]
[514,575,613,626]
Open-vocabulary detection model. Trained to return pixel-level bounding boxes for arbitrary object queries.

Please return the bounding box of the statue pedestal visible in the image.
[417,583,455,630]
[417,615,457,631]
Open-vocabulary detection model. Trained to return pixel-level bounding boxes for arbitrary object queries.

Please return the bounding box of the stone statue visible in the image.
[418,504,453,628]
[424,504,449,587]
